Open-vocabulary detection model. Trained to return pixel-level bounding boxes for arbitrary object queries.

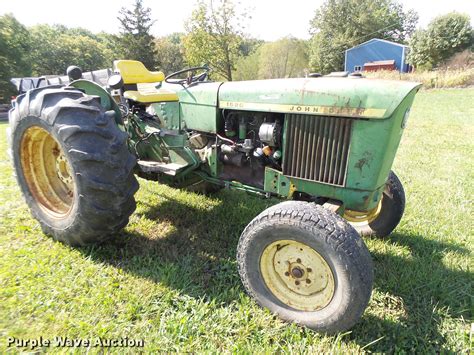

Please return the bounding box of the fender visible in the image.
[69,79,124,129]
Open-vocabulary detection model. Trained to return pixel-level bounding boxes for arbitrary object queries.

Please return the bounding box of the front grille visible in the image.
[283,114,352,186]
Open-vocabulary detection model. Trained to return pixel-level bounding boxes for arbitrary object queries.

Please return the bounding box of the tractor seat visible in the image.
[113,60,178,103]
[114,60,165,84]
[124,87,178,103]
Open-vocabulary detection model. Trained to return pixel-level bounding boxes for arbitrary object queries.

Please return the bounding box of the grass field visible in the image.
[0,89,472,353]
[365,68,474,89]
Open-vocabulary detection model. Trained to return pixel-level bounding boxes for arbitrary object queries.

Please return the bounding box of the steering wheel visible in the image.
[165,66,210,85]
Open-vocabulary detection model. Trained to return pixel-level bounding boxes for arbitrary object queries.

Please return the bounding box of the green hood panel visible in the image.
[218,78,421,119]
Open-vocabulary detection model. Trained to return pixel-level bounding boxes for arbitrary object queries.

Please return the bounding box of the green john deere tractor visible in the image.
[8,60,421,333]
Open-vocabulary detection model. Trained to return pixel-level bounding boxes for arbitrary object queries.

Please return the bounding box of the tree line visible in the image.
[1,0,472,102]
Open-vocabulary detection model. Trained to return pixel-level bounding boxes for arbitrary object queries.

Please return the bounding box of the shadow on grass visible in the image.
[80,190,274,304]
[78,191,471,351]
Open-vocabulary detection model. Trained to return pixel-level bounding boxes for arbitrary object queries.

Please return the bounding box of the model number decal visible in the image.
[219,101,386,118]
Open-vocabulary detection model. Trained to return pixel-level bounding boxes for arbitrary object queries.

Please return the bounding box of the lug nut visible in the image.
[296,258,301,263]
[295,280,300,285]
[291,267,304,278]
[284,271,290,276]
[306,279,311,284]
[307,268,312,272]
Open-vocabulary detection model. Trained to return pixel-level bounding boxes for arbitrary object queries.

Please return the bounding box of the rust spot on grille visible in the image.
[355,151,373,171]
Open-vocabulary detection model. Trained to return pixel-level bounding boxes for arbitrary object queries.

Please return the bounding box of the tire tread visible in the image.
[10,86,138,246]
[237,201,373,333]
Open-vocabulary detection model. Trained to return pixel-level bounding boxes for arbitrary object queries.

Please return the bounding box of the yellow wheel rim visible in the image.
[343,197,383,226]
[260,240,335,311]
[20,126,75,218]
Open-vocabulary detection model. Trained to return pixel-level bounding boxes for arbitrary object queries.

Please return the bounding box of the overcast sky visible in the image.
[0,0,473,41]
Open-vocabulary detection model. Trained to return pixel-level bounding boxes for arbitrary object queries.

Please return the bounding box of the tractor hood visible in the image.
[218,77,421,119]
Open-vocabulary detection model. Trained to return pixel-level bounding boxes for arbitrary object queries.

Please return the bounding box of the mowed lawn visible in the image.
[0,89,472,353]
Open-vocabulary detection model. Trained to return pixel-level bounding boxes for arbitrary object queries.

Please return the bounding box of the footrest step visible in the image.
[138,160,186,176]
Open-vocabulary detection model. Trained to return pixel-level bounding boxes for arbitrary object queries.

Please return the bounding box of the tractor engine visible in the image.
[219,111,283,187]
[188,111,284,188]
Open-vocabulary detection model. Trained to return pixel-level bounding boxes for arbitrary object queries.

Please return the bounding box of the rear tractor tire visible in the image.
[343,171,405,237]
[237,201,373,333]
[9,86,139,246]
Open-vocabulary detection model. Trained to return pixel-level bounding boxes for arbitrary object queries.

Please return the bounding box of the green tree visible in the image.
[0,14,31,102]
[184,0,248,81]
[96,32,120,67]
[233,49,260,80]
[239,37,264,56]
[309,0,418,73]
[154,33,186,74]
[233,37,263,80]
[408,12,473,69]
[406,30,434,70]
[117,0,157,69]
[258,38,309,79]
[29,25,111,75]
[29,25,66,75]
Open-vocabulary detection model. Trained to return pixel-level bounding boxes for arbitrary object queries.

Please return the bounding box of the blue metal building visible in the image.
[344,38,410,73]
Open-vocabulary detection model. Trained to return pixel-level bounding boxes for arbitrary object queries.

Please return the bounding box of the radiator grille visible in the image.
[283,114,352,186]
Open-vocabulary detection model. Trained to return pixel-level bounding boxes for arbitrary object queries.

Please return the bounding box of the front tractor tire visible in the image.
[343,171,405,237]
[10,87,139,246]
[237,201,373,333]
